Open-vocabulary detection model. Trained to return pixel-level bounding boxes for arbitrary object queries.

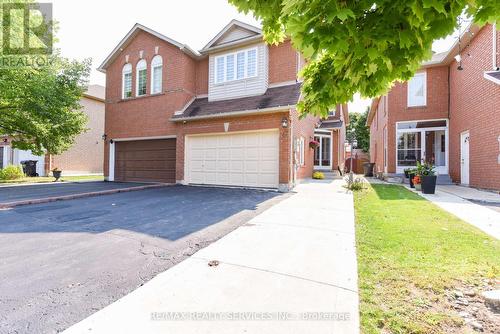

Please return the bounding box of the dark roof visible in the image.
[172,83,301,120]
[484,71,500,85]
[318,120,343,129]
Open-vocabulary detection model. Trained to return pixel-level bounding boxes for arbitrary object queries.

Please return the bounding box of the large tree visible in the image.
[346,108,370,152]
[0,0,91,155]
[229,0,499,116]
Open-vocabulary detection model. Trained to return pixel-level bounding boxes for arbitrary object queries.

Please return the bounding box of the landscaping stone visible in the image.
[470,321,483,331]
[458,311,471,318]
[454,290,464,298]
[481,290,500,311]
[464,290,476,297]
[456,298,469,306]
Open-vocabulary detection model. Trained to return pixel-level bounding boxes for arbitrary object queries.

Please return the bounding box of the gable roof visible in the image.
[97,23,201,73]
[201,19,262,53]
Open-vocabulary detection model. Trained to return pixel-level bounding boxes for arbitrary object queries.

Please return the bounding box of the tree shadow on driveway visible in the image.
[0,185,286,241]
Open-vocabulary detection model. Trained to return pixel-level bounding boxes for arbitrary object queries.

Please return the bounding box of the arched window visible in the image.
[122,63,132,99]
[151,55,163,94]
[136,59,147,96]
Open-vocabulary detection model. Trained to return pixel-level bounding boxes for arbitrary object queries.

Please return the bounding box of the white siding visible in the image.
[215,27,256,46]
[208,43,268,101]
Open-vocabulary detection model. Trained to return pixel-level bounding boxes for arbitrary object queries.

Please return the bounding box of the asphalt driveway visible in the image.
[0,181,149,204]
[0,185,288,334]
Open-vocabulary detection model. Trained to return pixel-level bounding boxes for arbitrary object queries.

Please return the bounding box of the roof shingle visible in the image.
[172,83,301,120]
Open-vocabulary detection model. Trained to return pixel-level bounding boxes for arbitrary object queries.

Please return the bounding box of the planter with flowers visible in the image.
[309,139,320,149]
[407,168,417,188]
[419,162,437,194]
[52,167,62,181]
[413,175,422,191]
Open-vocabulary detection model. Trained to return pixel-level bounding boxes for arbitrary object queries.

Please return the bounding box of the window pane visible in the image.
[124,73,132,98]
[408,73,425,106]
[322,137,331,166]
[397,132,421,166]
[247,49,257,77]
[152,66,162,94]
[216,57,224,83]
[236,52,245,79]
[138,69,147,95]
[226,54,234,81]
[397,120,446,129]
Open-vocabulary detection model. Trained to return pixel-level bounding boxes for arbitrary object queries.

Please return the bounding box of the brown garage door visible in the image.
[115,139,176,183]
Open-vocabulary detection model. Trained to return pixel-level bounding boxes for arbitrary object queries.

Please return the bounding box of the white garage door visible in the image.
[186,131,279,188]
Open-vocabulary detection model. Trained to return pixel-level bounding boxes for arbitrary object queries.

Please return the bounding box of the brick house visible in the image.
[99,20,348,191]
[367,24,500,191]
[0,85,105,176]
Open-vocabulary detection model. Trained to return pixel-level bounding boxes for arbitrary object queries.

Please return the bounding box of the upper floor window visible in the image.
[136,59,147,96]
[151,55,163,94]
[407,71,426,107]
[122,63,132,99]
[215,48,258,84]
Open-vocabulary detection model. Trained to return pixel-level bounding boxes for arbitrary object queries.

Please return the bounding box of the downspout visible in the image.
[447,66,451,120]
[493,23,498,70]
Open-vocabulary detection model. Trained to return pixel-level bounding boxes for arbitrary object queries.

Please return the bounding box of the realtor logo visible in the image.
[2,2,53,55]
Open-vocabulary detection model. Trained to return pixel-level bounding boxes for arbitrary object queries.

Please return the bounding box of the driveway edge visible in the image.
[0,183,172,209]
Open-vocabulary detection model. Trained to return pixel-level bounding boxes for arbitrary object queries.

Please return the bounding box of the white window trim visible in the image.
[150,55,163,94]
[407,71,427,107]
[122,63,132,99]
[136,59,147,97]
[214,47,258,84]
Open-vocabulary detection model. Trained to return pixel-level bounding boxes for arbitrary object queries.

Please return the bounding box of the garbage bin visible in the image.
[363,162,375,177]
[20,160,38,177]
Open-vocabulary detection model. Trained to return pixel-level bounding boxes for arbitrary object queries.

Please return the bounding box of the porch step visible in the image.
[314,170,341,179]
[400,174,455,185]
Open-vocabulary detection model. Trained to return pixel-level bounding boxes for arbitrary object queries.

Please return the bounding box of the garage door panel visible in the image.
[115,139,176,183]
[186,131,279,188]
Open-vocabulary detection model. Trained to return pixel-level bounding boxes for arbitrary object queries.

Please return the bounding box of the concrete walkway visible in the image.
[64,179,360,334]
[406,185,500,240]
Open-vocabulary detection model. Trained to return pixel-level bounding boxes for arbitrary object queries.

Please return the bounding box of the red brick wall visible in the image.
[385,66,449,173]
[369,96,389,174]
[195,57,209,95]
[449,24,500,190]
[174,112,291,185]
[291,108,319,180]
[269,40,298,84]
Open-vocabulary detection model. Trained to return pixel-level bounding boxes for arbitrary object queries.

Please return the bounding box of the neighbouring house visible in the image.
[0,85,105,176]
[368,23,500,191]
[99,20,348,191]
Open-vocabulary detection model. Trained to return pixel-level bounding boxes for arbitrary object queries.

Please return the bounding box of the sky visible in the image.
[50,0,460,114]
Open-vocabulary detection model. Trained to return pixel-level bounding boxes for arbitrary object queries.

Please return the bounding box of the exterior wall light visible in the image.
[101,134,107,141]
[281,117,289,128]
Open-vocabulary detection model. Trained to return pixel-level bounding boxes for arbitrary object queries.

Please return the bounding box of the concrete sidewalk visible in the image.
[64,179,360,334]
[407,185,500,240]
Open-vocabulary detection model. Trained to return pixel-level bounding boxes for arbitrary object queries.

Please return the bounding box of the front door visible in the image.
[460,131,470,185]
[314,134,332,170]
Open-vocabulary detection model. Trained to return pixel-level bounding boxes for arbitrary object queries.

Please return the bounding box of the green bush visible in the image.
[0,165,25,180]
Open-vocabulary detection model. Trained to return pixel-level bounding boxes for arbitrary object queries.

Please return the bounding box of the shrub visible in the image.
[0,165,25,180]
[312,171,325,179]
[345,177,365,191]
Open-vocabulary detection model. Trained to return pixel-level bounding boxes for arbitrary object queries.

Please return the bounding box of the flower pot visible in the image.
[408,173,415,188]
[415,183,421,191]
[53,170,62,181]
[421,175,437,194]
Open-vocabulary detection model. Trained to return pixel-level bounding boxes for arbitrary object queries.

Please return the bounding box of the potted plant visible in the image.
[404,168,412,179]
[419,162,437,194]
[52,167,62,181]
[413,175,422,191]
[309,139,320,149]
[407,168,417,188]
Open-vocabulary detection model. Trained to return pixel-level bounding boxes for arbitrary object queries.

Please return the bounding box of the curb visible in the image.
[0,183,171,209]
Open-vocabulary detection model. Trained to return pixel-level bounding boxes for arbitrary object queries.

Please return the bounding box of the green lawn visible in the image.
[354,184,499,334]
[0,175,104,184]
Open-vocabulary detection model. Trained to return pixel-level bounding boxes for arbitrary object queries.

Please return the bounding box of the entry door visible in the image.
[314,135,332,169]
[460,131,470,185]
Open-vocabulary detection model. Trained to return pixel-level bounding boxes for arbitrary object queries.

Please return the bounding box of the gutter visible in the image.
[170,105,294,122]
